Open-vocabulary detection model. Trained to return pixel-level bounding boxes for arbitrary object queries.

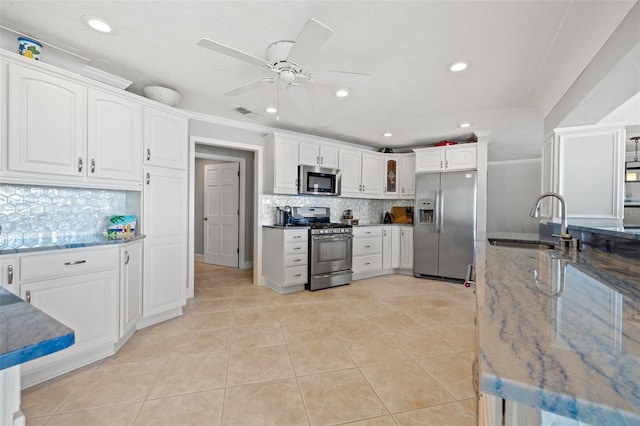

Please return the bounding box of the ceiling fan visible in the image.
[196,18,371,111]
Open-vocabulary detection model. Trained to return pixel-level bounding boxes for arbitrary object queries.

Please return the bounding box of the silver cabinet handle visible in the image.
[26,290,31,303]
[65,260,86,266]
[364,245,371,248]
[146,172,151,185]
[365,231,371,235]
[440,160,443,169]
[90,158,96,173]
[364,262,371,265]
[124,252,130,265]
[293,273,302,278]
[293,247,302,250]
[293,258,302,262]
[146,148,151,161]
[320,156,324,164]
[445,160,449,168]
[7,265,13,284]
[402,187,405,194]
[293,235,302,239]
[78,157,83,172]
[383,229,387,236]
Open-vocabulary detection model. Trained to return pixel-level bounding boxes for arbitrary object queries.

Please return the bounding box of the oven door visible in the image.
[310,234,353,276]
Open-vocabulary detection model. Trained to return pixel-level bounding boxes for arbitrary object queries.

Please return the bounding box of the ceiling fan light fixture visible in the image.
[383,132,393,137]
[459,122,472,128]
[266,106,277,114]
[449,61,469,72]
[82,15,116,34]
[335,89,349,98]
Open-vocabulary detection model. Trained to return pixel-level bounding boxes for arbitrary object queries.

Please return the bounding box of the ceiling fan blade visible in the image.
[197,38,271,68]
[307,70,372,89]
[287,18,334,66]
[224,78,275,96]
[287,83,312,111]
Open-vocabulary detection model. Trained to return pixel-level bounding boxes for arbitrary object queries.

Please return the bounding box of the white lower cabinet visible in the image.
[119,241,142,340]
[353,226,414,280]
[352,227,383,277]
[262,227,308,293]
[391,226,414,271]
[18,246,119,387]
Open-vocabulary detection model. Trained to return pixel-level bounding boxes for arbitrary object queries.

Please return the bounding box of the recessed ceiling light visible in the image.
[266,106,277,114]
[459,122,472,128]
[335,89,349,98]
[449,61,469,72]
[383,132,393,137]
[82,15,116,34]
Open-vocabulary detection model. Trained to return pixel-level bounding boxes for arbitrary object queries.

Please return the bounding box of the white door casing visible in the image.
[204,162,240,267]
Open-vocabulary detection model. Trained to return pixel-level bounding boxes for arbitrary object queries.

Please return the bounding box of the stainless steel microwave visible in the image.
[298,165,341,196]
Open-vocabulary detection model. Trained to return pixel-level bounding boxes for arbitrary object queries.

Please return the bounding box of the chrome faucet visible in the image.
[530,192,581,250]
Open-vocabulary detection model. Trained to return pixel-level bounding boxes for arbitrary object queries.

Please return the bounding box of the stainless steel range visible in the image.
[289,207,353,291]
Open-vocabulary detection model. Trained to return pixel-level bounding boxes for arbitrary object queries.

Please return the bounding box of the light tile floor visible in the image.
[22,262,478,425]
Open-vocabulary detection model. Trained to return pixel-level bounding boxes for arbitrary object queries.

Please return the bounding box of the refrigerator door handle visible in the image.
[437,190,444,233]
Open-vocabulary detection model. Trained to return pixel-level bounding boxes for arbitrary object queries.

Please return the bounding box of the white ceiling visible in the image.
[0,1,637,160]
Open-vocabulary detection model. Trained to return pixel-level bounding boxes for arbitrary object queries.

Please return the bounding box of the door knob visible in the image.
[204,217,208,221]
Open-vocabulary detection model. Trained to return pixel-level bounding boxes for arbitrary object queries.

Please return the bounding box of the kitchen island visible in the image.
[0,287,74,426]
[477,229,640,425]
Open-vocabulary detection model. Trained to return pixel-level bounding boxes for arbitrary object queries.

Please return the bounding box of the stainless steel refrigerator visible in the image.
[414,171,476,280]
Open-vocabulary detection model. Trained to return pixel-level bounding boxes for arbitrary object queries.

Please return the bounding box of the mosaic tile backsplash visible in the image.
[261,195,414,225]
[0,185,127,248]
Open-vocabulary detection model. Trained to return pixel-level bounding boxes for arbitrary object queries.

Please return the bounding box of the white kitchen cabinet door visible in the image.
[400,154,416,197]
[87,89,142,182]
[446,145,477,171]
[142,166,187,319]
[0,257,18,295]
[382,227,392,269]
[143,106,187,170]
[383,155,400,196]
[361,152,384,196]
[399,227,414,270]
[320,145,339,168]
[21,270,118,357]
[0,59,6,175]
[119,241,143,338]
[8,62,86,176]
[339,148,363,196]
[391,227,401,269]
[273,136,299,194]
[415,148,445,172]
[553,124,625,225]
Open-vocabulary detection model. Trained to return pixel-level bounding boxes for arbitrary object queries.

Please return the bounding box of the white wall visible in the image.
[487,159,542,233]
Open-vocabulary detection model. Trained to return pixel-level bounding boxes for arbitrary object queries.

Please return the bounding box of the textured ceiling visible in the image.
[0,1,636,160]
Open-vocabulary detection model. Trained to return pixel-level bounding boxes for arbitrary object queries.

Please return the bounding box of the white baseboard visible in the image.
[194,253,204,262]
[137,308,183,329]
[240,261,253,269]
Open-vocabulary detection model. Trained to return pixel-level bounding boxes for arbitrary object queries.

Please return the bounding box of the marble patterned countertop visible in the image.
[0,287,74,370]
[568,224,640,240]
[476,234,640,424]
[0,234,145,255]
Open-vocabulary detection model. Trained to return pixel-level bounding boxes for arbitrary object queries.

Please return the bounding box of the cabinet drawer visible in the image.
[353,227,383,238]
[353,254,382,273]
[284,254,308,267]
[353,237,382,255]
[20,246,119,282]
[284,242,308,255]
[284,265,308,286]
[284,230,308,243]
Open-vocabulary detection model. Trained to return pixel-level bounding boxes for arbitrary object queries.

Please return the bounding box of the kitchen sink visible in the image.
[488,238,556,250]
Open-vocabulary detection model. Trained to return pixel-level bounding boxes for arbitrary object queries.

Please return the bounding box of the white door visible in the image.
[204,163,239,267]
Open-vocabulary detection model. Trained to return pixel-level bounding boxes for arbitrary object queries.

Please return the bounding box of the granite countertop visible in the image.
[476,236,640,424]
[0,287,74,370]
[568,224,640,241]
[0,234,146,255]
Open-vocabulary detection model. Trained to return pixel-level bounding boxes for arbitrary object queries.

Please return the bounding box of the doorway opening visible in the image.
[188,136,263,299]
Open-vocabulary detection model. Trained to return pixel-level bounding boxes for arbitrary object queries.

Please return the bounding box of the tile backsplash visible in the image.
[0,184,128,248]
[261,195,414,225]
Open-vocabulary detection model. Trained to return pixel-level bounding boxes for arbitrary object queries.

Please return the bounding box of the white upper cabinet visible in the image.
[361,152,384,195]
[383,153,415,198]
[8,62,86,177]
[542,124,625,226]
[339,148,383,197]
[299,140,339,168]
[143,106,188,170]
[265,133,299,194]
[414,144,477,172]
[88,89,142,181]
